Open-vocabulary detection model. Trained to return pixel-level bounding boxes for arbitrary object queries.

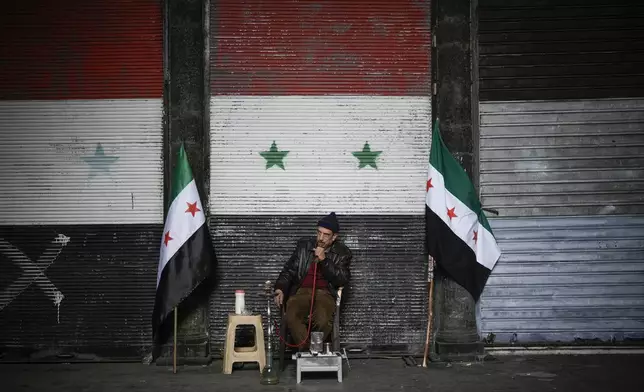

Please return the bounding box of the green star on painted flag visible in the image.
[82,143,119,178]
[352,142,381,169]
[260,141,289,170]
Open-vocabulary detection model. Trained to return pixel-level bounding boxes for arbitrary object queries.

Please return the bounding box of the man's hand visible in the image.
[314,246,326,261]
[274,289,284,307]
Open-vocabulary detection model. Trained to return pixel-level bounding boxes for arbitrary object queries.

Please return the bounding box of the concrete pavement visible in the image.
[2,355,643,391]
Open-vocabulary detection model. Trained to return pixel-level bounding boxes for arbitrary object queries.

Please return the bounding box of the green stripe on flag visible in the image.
[170,143,195,203]
[430,120,493,234]
[478,211,494,237]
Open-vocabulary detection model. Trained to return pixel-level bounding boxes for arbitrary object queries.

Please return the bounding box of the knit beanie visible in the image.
[318,212,340,233]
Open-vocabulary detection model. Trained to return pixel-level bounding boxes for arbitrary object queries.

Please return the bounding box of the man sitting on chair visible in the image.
[273,212,352,348]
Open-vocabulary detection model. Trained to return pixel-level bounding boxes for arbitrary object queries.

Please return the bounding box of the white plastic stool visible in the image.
[222,313,266,374]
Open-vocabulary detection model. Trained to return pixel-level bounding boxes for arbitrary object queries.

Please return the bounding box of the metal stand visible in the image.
[293,351,346,383]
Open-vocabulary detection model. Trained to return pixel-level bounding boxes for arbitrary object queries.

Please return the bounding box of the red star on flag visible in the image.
[185,201,201,217]
[426,178,433,192]
[447,207,457,220]
[473,230,478,244]
[164,231,173,247]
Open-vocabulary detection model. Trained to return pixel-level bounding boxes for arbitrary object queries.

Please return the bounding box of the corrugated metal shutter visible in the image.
[0,0,163,359]
[480,216,644,344]
[479,98,644,217]
[0,101,163,225]
[478,0,644,101]
[208,216,428,353]
[477,0,644,345]
[208,0,432,354]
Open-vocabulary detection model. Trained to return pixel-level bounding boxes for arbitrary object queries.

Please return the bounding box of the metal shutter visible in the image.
[0,0,163,359]
[476,0,644,345]
[208,0,432,354]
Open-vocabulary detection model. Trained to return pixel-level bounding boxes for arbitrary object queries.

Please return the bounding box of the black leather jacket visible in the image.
[274,236,352,299]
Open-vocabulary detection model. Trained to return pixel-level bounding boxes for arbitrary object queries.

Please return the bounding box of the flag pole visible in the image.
[422,258,435,368]
[173,306,178,374]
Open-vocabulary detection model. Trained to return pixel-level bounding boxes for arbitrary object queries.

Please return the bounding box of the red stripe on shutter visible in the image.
[211,0,431,96]
[0,0,162,100]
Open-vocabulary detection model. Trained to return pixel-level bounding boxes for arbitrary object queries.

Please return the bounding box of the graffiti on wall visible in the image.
[0,233,69,323]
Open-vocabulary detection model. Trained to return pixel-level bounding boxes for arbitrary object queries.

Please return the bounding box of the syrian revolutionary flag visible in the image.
[426,120,501,301]
[153,144,215,342]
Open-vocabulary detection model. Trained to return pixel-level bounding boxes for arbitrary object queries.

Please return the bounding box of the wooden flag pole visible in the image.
[173,306,178,374]
[422,258,435,368]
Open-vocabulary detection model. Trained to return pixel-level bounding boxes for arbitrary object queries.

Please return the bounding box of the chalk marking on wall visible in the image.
[0,234,69,322]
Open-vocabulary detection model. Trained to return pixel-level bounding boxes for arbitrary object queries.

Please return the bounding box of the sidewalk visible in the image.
[2,355,643,391]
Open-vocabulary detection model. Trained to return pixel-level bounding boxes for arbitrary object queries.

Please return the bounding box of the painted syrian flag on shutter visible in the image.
[153,144,215,342]
[208,0,432,350]
[426,120,501,301]
[0,0,164,226]
[210,96,431,215]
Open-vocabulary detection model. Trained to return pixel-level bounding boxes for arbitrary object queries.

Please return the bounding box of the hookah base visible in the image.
[259,365,280,385]
[292,351,343,384]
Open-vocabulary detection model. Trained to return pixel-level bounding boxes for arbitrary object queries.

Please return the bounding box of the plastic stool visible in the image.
[223,313,266,374]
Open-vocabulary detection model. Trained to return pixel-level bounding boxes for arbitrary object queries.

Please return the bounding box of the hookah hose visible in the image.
[275,261,318,348]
